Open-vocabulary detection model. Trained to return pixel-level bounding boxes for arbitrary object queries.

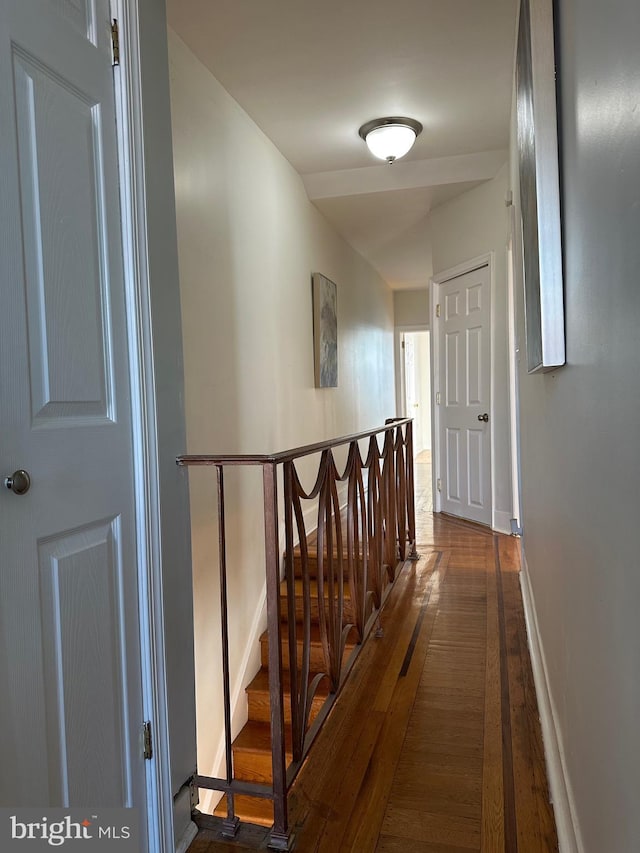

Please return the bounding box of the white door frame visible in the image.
[111,2,173,848]
[430,252,496,525]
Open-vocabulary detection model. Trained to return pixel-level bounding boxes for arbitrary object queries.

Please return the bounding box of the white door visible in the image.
[0,0,147,822]
[403,334,421,439]
[438,265,491,525]
[403,331,432,456]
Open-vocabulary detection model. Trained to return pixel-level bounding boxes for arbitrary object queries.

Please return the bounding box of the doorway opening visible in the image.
[400,330,433,512]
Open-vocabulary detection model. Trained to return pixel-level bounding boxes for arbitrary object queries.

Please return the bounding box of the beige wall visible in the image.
[168,31,395,810]
[511,0,640,849]
[394,288,430,327]
[430,166,513,529]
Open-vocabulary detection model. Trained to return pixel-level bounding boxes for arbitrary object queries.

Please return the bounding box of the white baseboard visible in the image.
[519,552,583,853]
[492,509,512,535]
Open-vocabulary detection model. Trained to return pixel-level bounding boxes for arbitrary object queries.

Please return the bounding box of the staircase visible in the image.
[179,419,417,842]
[214,535,359,827]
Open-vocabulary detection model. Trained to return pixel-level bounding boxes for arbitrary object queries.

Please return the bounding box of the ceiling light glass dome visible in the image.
[359,117,423,163]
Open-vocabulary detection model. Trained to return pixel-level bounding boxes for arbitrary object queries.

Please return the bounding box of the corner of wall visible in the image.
[136,0,197,819]
[173,784,198,853]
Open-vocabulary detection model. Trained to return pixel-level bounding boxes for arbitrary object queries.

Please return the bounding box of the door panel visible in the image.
[0,0,146,820]
[445,331,460,406]
[466,281,483,314]
[39,518,127,807]
[467,429,484,507]
[13,49,112,425]
[446,428,461,503]
[445,289,461,319]
[466,326,482,405]
[53,0,96,44]
[438,265,491,525]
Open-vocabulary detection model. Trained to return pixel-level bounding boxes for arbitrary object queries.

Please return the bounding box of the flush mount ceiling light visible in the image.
[358,116,423,163]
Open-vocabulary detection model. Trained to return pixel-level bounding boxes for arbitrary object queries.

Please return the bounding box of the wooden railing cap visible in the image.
[176,418,413,467]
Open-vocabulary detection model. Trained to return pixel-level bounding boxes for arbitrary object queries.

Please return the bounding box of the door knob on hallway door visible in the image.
[477,413,489,423]
[4,469,31,495]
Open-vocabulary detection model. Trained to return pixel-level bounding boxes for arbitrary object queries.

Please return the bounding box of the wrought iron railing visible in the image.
[177,418,417,850]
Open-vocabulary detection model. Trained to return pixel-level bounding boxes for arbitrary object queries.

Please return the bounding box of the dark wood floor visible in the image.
[189,453,558,852]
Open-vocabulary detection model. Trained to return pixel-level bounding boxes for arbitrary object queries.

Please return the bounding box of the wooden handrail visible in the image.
[176,417,413,467]
[177,419,418,850]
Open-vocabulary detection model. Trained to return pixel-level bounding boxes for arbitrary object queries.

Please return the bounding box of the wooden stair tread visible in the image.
[233,720,293,758]
[280,577,357,622]
[290,547,351,560]
[259,624,359,672]
[290,555,351,579]
[259,623,358,648]
[285,540,356,578]
[292,517,350,551]
[213,794,273,828]
[246,666,332,725]
[225,515,372,813]
[247,666,330,699]
[280,577,353,598]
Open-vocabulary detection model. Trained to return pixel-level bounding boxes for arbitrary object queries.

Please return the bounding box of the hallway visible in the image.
[190,460,558,852]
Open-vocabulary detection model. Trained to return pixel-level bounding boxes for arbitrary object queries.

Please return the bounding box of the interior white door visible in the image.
[438,265,491,525]
[404,331,431,456]
[403,333,421,438]
[0,0,147,821]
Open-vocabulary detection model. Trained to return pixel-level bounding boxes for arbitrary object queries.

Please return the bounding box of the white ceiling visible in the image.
[167,0,517,289]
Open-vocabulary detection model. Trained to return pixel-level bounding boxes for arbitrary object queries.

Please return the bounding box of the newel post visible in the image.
[262,462,292,851]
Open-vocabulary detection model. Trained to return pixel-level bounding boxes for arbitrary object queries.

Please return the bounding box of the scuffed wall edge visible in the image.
[519,551,584,853]
[173,784,198,853]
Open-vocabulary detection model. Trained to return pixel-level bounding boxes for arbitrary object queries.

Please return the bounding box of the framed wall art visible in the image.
[312,273,338,388]
[516,0,565,372]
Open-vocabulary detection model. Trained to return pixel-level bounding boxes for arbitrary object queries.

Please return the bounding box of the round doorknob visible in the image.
[4,469,31,495]
[477,413,489,423]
